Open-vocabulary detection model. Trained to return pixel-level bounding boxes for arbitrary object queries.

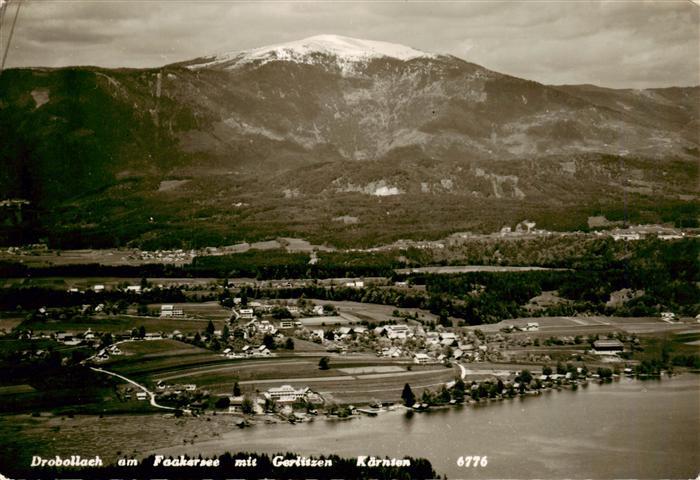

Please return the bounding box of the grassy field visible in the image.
[475,316,698,336]
[104,339,225,378]
[0,316,24,333]
[21,314,228,335]
[0,276,220,289]
[0,384,36,395]
[305,299,438,324]
[145,302,232,322]
[632,330,700,364]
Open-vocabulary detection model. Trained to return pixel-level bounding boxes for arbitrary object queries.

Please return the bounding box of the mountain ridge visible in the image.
[0,36,697,248]
[185,34,437,72]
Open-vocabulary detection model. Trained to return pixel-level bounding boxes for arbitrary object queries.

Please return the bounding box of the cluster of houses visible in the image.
[129,248,195,263]
[65,284,146,294]
[155,381,197,395]
[94,343,123,361]
[601,225,687,242]
[231,299,329,321]
[222,344,272,359]
[291,320,498,364]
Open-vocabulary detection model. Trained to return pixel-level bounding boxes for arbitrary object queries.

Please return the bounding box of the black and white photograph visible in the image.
[0,1,698,478]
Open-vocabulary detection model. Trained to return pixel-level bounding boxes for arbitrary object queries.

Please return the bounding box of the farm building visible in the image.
[160,304,184,318]
[593,339,624,354]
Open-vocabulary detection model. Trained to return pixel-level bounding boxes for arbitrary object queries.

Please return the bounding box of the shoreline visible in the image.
[0,373,697,476]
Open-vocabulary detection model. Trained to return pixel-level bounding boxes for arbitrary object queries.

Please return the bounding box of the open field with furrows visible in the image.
[304,299,439,324]
[285,338,328,352]
[314,367,460,404]
[473,316,700,336]
[150,357,446,395]
[103,339,226,377]
[146,302,232,321]
[20,314,228,335]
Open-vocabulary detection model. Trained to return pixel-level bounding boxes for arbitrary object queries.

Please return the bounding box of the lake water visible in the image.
[156,375,700,479]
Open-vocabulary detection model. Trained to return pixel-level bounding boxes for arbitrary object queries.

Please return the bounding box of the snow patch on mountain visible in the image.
[190,34,435,73]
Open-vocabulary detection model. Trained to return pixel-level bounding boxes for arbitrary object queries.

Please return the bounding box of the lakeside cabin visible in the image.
[593,339,624,354]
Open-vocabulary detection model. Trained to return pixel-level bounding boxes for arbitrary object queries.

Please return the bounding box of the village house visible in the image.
[253,345,272,357]
[379,346,403,358]
[414,352,431,364]
[257,320,278,335]
[384,324,411,339]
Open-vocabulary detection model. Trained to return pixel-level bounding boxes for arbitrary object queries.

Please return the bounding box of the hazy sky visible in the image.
[2,0,699,88]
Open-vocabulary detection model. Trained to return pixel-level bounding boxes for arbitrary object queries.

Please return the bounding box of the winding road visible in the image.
[90,366,176,410]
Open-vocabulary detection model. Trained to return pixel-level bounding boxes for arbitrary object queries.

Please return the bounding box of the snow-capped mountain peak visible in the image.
[189,34,436,71]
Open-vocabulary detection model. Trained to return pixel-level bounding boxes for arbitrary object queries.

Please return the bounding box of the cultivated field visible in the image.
[104,339,225,378]
[305,299,438,324]
[395,265,567,274]
[102,340,459,404]
[145,302,232,322]
[474,316,700,336]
